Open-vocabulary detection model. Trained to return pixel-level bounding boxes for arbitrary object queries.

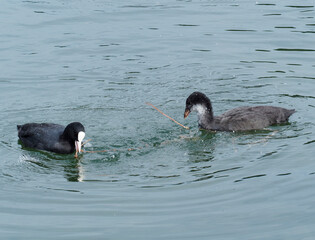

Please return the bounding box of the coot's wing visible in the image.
[217,106,295,131]
[17,123,64,150]
[249,106,295,123]
[217,107,272,131]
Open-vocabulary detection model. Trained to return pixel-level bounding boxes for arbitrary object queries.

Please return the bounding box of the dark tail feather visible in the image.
[286,109,296,119]
[289,109,296,116]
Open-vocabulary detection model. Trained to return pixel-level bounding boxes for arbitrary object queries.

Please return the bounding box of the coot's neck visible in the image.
[193,104,214,129]
[60,131,74,144]
[60,132,75,152]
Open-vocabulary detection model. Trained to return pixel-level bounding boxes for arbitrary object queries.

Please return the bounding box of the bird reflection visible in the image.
[62,157,85,182]
[19,148,85,182]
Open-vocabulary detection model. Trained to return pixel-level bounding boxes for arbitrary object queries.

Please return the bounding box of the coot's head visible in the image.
[184,92,212,118]
[63,122,85,153]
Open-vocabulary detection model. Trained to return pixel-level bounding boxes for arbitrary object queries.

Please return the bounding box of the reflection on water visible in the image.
[19,152,86,182]
[63,159,85,182]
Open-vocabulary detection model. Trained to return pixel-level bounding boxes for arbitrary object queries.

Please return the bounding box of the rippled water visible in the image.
[1,0,315,239]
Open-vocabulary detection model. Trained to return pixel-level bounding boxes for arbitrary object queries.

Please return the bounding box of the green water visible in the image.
[1,1,315,239]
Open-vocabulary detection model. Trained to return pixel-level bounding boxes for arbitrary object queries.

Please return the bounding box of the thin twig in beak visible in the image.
[82,139,91,147]
[146,102,189,129]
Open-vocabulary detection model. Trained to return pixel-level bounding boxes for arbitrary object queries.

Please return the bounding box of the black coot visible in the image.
[17,122,85,155]
[184,92,295,131]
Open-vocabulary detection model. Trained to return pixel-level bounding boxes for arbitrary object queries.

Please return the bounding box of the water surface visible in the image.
[1,0,315,239]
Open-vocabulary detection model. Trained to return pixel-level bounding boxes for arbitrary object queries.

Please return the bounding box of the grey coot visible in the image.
[17,122,85,155]
[184,92,295,131]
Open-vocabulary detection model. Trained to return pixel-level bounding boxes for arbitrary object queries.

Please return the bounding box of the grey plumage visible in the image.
[185,92,295,132]
[210,106,295,131]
